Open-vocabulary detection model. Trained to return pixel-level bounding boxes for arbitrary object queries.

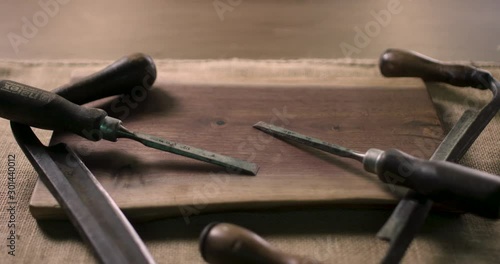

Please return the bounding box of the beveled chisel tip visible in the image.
[252,121,272,132]
[241,162,260,176]
[253,121,266,128]
[252,122,285,137]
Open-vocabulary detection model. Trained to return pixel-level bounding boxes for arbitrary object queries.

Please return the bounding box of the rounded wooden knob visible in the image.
[199,222,321,264]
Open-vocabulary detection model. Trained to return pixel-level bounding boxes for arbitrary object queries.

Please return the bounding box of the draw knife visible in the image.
[11,54,158,264]
[378,49,500,263]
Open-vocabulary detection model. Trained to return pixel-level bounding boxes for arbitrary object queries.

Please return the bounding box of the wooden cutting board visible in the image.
[30,78,444,221]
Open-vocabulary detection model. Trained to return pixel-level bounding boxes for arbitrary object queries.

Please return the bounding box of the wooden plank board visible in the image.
[29,78,443,221]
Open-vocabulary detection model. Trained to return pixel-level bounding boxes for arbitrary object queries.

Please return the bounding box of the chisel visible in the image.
[377,48,500,263]
[0,80,258,175]
[253,122,500,218]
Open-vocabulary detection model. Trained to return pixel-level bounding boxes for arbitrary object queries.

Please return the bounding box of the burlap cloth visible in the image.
[0,59,498,264]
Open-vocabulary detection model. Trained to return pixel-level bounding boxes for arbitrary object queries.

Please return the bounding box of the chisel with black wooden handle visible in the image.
[254,122,500,218]
[0,80,258,175]
[378,48,500,263]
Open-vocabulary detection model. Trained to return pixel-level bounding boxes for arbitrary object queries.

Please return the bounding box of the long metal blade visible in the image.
[119,128,259,175]
[253,121,365,162]
[12,122,156,264]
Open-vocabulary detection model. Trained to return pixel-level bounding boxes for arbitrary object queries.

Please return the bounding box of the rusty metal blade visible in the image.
[11,122,156,264]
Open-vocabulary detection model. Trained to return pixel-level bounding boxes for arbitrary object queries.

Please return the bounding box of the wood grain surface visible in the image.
[30,78,443,221]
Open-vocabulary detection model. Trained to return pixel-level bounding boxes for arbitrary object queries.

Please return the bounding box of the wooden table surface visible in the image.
[0,0,499,61]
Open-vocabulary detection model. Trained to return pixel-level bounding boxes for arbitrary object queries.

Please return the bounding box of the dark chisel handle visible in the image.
[53,53,157,104]
[379,49,491,89]
[0,80,106,141]
[200,223,320,264]
[377,149,500,218]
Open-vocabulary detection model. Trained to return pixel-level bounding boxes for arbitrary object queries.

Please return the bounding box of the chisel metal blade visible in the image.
[253,121,365,162]
[118,127,259,175]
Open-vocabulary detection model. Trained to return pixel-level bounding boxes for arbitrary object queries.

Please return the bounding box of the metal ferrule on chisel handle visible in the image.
[99,116,123,142]
[362,148,384,174]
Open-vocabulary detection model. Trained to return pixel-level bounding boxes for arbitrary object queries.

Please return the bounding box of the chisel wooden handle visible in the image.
[0,80,107,140]
[379,48,492,89]
[0,54,157,141]
[374,149,500,218]
[200,223,320,264]
[54,53,157,104]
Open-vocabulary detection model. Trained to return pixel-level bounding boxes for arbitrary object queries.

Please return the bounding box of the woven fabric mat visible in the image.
[0,59,499,264]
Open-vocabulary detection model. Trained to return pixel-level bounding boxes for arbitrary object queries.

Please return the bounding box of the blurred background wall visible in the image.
[1,0,499,61]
